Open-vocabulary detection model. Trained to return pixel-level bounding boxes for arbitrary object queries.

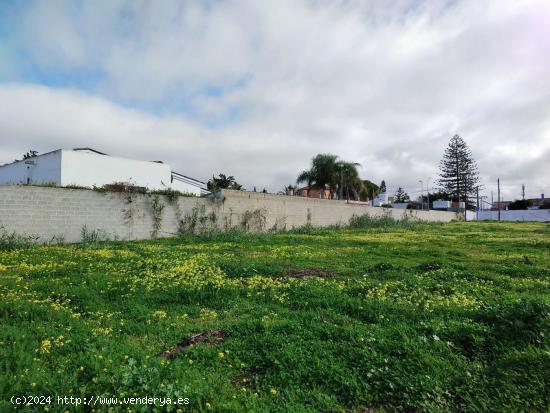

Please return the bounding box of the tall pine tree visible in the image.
[379,180,387,193]
[394,187,410,203]
[437,135,479,204]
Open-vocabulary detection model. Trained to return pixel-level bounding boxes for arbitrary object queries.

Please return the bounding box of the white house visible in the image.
[0,148,207,196]
[373,192,392,207]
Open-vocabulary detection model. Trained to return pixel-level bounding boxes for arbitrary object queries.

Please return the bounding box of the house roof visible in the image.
[73,147,109,155]
[298,185,332,191]
[171,171,207,186]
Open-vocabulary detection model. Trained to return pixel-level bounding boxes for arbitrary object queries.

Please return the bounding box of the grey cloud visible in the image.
[1,0,549,200]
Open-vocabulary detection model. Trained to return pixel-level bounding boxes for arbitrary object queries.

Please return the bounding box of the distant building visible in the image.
[433,200,451,210]
[0,148,207,195]
[491,200,512,210]
[527,197,546,208]
[432,199,466,211]
[297,185,333,199]
[373,192,393,207]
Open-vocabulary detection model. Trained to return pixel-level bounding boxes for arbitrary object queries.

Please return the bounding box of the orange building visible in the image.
[297,186,333,199]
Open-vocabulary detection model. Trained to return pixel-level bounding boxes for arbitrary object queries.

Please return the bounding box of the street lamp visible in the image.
[419,180,423,211]
[426,177,431,211]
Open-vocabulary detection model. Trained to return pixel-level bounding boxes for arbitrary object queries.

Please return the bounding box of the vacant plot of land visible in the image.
[1,222,549,412]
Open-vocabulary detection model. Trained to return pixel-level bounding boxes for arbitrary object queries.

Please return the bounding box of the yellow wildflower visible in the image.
[40,339,51,353]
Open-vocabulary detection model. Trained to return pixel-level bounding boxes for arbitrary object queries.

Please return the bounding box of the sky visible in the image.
[0,0,549,202]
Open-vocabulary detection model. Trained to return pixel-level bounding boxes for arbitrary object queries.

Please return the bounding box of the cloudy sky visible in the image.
[1,0,549,201]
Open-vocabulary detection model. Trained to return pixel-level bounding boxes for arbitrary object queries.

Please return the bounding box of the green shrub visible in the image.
[0,227,38,251]
[149,188,196,201]
[80,225,109,243]
[349,212,426,230]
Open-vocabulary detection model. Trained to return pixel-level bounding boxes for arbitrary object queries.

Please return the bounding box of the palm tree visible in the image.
[344,163,365,200]
[359,180,380,202]
[297,154,364,200]
[336,161,364,201]
[207,174,243,191]
[297,154,339,198]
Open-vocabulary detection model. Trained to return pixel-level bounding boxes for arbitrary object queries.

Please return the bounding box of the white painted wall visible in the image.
[60,150,173,190]
[477,209,549,222]
[0,149,203,195]
[0,150,62,185]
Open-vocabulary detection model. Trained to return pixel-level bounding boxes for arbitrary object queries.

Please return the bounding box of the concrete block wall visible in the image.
[218,190,458,229]
[0,186,457,243]
[0,185,210,242]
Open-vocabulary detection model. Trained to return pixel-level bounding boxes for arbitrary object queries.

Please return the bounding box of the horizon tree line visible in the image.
[293,134,480,206]
[206,134,480,206]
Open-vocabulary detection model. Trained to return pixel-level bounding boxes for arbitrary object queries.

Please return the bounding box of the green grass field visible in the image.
[1,221,549,412]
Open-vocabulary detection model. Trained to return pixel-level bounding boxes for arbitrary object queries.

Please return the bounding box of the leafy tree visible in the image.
[17,150,38,161]
[508,199,531,210]
[281,185,295,196]
[207,174,243,191]
[437,135,480,204]
[394,187,410,203]
[379,180,386,193]
[429,190,451,201]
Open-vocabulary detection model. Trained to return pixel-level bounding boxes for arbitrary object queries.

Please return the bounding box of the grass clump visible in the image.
[150,188,196,200]
[0,227,38,251]
[80,225,110,243]
[349,211,437,231]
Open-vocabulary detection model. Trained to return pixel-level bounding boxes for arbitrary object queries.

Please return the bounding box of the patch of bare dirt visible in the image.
[158,329,227,359]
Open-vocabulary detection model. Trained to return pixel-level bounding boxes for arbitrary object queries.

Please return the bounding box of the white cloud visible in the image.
[1,0,549,200]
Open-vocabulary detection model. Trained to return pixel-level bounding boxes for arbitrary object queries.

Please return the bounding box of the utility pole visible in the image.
[464,191,467,221]
[419,180,423,211]
[497,178,501,222]
[426,177,431,211]
[522,184,525,200]
[491,191,494,208]
[339,167,343,200]
[476,186,479,220]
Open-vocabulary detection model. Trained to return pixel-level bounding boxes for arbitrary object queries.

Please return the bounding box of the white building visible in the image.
[0,148,207,196]
[373,192,393,207]
[433,200,451,209]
